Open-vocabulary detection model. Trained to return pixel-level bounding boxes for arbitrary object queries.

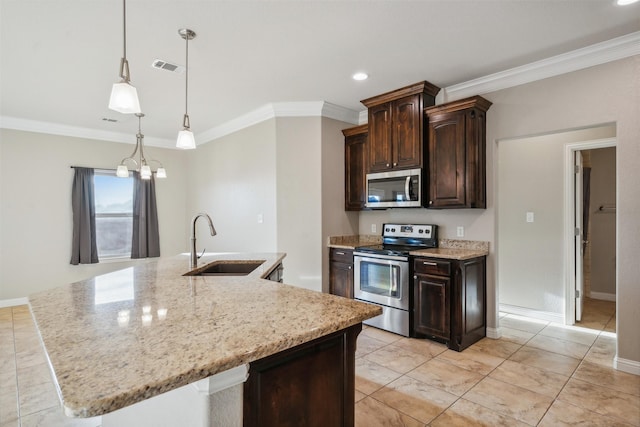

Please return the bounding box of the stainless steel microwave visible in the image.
[365,168,421,208]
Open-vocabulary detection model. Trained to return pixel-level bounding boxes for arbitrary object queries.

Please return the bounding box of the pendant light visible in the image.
[108,0,141,114]
[176,28,197,149]
[116,113,166,179]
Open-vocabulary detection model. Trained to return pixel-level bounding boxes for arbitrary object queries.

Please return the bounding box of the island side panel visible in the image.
[243,323,361,427]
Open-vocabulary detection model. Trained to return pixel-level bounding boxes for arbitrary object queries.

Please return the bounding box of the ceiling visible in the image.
[1,0,639,147]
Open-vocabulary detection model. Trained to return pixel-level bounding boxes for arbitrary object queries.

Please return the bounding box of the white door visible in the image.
[575,151,584,322]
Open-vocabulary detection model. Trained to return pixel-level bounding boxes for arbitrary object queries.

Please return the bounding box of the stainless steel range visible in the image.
[354,223,437,336]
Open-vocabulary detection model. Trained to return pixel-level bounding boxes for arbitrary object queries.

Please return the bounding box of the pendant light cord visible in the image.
[122,0,127,60]
[185,32,189,118]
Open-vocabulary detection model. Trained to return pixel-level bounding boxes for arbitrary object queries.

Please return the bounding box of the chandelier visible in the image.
[116,113,166,180]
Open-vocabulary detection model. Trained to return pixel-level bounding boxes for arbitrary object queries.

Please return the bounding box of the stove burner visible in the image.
[354,223,438,257]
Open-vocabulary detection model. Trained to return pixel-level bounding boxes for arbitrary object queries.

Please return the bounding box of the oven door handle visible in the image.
[353,252,408,262]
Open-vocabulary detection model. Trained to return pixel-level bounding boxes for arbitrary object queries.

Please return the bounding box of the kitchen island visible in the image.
[28,253,381,426]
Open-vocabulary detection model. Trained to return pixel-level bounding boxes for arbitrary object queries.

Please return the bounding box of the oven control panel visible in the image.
[382,223,435,239]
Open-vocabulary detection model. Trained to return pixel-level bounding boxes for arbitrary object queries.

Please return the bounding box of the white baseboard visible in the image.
[589,292,616,302]
[499,303,564,324]
[0,297,29,308]
[614,356,640,376]
[486,327,501,339]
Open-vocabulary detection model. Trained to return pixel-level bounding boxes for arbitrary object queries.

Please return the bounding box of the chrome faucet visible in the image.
[191,213,217,268]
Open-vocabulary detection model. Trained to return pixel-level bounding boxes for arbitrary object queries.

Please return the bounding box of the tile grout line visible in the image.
[11,307,22,427]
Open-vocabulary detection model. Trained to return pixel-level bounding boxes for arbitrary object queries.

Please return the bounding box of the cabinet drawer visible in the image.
[330,248,354,263]
[414,258,451,276]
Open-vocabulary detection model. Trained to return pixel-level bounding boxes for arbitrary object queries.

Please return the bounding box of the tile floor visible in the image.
[1,298,638,426]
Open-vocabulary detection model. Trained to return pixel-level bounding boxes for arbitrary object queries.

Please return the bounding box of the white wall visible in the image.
[186,120,278,254]
[321,117,360,293]
[275,117,323,290]
[589,147,616,297]
[497,126,615,316]
[486,56,639,367]
[0,129,189,300]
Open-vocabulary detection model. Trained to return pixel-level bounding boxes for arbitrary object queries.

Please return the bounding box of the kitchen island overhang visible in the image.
[28,252,381,424]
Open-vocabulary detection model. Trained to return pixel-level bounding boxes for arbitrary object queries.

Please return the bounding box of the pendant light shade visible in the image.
[177,29,196,149]
[109,0,141,114]
[109,81,141,114]
[116,165,130,178]
[156,167,167,179]
[176,129,196,149]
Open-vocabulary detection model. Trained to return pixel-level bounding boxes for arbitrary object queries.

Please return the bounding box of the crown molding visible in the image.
[443,31,640,102]
[196,104,276,144]
[0,116,175,148]
[197,101,359,144]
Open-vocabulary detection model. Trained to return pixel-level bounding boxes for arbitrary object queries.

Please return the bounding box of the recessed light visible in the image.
[616,0,638,5]
[352,72,368,81]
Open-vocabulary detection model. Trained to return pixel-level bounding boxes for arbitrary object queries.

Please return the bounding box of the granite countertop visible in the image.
[28,253,381,418]
[409,247,488,260]
[327,235,489,260]
[410,238,489,260]
[327,235,382,249]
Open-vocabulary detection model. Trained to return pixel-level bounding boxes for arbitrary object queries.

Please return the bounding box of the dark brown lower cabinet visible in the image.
[413,256,486,351]
[329,248,354,299]
[243,324,361,427]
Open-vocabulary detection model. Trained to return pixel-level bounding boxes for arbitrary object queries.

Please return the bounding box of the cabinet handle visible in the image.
[423,261,437,266]
[348,266,352,270]
[413,275,417,280]
[429,200,433,205]
[336,251,345,255]
[386,163,390,167]
[393,162,397,167]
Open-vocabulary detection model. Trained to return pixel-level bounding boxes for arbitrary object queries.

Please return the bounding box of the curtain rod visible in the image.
[70,166,117,173]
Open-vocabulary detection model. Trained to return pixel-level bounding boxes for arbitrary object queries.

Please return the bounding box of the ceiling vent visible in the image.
[151,59,185,74]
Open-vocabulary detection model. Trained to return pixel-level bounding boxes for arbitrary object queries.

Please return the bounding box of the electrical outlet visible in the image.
[371,224,377,233]
[526,212,534,223]
[457,226,464,237]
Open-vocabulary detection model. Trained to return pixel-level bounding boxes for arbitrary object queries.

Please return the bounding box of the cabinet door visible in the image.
[413,273,450,340]
[450,257,486,351]
[330,261,354,299]
[344,132,368,211]
[368,103,393,172]
[244,325,360,427]
[393,94,422,170]
[428,111,466,208]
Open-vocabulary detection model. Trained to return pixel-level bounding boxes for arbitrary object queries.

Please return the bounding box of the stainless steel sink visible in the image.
[185,260,265,276]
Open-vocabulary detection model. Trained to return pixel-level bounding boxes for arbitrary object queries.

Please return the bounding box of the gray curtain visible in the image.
[131,172,160,258]
[70,167,98,265]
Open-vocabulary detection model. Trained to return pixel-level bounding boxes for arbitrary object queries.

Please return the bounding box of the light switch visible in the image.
[371,224,377,233]
[526,212,534,223]
[457,226,464,237]
[257,213,264,224]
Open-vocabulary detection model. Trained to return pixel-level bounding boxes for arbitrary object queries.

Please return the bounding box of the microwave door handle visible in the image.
[405,176,411,201]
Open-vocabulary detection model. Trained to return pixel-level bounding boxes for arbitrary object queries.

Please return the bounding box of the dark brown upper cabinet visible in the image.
[362,81,440,173]
[342,125,368,211]
[425,95,492,209]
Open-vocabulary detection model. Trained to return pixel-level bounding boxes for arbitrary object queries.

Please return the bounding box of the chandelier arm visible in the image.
[120,157,139,168]
[146,159,164,169]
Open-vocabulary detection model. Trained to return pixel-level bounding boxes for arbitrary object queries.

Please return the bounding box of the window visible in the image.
[94,172,133,259]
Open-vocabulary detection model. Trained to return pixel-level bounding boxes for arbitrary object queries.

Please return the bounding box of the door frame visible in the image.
[564,137,616,325]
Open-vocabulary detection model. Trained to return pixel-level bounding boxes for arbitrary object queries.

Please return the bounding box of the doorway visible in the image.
[565,139,617,329]
[496,125,616,330]
[573,146,617,331]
